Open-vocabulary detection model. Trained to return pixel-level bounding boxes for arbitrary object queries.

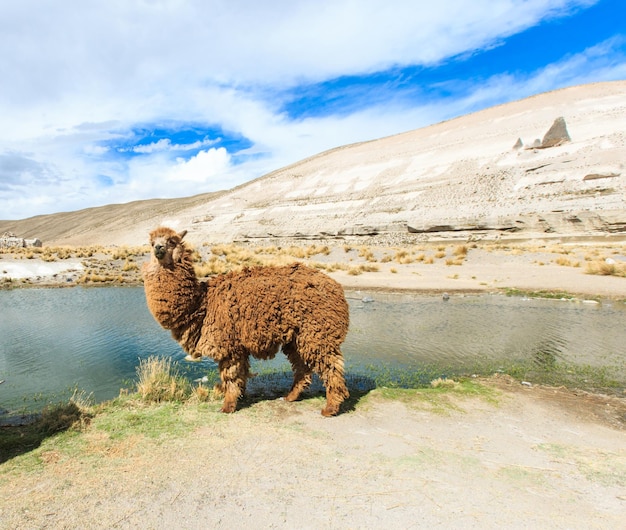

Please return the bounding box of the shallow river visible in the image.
[1,287,624,412]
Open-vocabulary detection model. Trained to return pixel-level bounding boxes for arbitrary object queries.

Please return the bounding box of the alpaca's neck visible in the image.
[143,258,205,332]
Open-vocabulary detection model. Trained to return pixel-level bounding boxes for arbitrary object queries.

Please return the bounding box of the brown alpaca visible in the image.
[142,226,350,416]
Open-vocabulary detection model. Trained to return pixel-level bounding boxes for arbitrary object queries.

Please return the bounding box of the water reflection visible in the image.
[1,287,625,412]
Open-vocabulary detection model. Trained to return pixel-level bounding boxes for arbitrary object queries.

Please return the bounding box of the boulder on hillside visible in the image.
[0,232,42,248]
[541,117,571,148]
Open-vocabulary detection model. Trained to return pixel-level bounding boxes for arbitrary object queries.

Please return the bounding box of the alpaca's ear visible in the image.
[178,230,188,240]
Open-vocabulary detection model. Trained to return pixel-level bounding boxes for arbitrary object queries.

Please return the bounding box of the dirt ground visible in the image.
[0,376,624,529]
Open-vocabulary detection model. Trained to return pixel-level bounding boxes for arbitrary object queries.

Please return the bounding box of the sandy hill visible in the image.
[1,81,624,247]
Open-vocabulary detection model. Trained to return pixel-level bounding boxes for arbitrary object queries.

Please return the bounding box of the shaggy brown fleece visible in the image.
[142,226,350,416]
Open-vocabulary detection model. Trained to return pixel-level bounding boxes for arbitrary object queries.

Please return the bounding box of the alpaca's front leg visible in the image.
[217,356,249,413]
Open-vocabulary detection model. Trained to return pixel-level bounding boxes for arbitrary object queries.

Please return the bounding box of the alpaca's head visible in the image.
[148,226,188,267]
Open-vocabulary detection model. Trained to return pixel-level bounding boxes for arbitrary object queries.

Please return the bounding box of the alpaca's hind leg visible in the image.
[283,343,312,402]
[316,351,349,417]
[218,356,250,413]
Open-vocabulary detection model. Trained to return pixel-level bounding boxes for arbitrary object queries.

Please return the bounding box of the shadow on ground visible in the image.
[232,370,377,415]
[0,402,90,464]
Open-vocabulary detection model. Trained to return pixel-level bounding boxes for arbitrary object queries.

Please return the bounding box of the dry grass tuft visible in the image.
[38,389,94,434]
[453,245,468,257]
[122,259,139,272]
[430,377,459,389]
[585,260,626,277]
[393,249,411,264]
[135,356,191,403]
[358,247,377,262]
[190,384,213,403]
[555,256,580,268]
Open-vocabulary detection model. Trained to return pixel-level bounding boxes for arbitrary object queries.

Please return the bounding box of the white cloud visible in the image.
[124,137,218,154]
[130,139,173,154]
[166,148,232,183]
[0,1,595,136]
[83,145,110,156]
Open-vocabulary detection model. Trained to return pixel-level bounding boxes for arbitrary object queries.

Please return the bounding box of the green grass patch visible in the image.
[93,397,214,441]
[361,378,500,414]
[502,288,579,300]
[503,361,624,392]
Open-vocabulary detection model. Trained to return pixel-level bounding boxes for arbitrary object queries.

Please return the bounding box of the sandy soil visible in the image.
[1,244,625,528]
[3,239,626,298]
[330,243,626,299]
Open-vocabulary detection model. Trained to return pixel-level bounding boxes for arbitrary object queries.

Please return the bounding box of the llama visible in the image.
[142,226,350,416]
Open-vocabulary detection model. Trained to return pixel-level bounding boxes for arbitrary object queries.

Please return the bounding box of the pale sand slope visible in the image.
[1,378,624,529]
[176,81,626,243]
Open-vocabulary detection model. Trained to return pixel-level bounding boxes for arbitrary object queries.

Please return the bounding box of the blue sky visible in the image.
[0,0,624,220]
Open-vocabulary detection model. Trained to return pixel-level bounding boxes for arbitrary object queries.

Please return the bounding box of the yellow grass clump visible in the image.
[453,245,468,258]
[430,377,459,389]
[358,247,376,262]
[190,384,213,403]
[122,259,139,272]
[135,356,191,403]
[585,260,626,277]
[394,249,419,264]
[555,256,580,267]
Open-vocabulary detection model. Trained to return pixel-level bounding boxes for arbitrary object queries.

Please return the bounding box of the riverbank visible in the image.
[1,375,624,528]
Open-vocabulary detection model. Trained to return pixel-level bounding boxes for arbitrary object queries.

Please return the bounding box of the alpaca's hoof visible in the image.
[220,402,237,413]
[321,406,339,417]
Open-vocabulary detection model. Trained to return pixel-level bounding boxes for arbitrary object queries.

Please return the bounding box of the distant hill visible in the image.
[0,192,224,246]
[2,81,624,247]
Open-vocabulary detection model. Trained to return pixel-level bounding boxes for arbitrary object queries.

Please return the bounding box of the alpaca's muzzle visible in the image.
[154,245,166,259]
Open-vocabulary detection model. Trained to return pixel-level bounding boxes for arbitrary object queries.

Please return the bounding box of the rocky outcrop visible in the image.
[540,117,571,148]
[406,211,626,239]
[517,117,571,150]
[0,232,42,249]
